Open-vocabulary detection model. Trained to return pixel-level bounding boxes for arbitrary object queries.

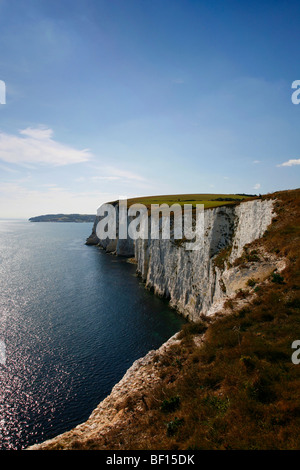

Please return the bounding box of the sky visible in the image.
[0,0,299,218]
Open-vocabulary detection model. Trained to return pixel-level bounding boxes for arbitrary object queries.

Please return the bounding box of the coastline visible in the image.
[27,190,298,450]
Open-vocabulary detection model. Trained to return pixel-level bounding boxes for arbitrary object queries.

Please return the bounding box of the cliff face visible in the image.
[29,190,299,451]
[86,199,275,321]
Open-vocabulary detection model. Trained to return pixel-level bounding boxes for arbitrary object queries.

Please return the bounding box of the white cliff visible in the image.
[87,198,275,321]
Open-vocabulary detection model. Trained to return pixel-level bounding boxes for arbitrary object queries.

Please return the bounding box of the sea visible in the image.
[0,219,185,450]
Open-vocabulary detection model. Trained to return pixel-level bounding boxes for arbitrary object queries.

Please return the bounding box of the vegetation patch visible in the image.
[166,417,184,436]
[122,193,255,211]
[161,396,181,414]
[271,271,285,284]
[213,245,232,269]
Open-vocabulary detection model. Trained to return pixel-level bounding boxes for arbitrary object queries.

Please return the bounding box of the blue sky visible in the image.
[0,0,299,218]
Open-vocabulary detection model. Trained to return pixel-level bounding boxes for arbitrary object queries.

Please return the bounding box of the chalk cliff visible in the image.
[29,194,290,450]
[86,198,276,321]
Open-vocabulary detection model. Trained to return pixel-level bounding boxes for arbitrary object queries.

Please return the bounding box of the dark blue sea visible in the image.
[0,219,185,449]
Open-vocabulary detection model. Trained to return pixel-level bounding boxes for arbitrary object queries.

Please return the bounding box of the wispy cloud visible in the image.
[253,183,261,190]
[0,163,19,173]
[102,166,147,182]
[88,165,156,193]
[0,181,116,218]
[277,159,300,167]
[90,165,150,185]
[91,176,121,181]
[0,127,93,166]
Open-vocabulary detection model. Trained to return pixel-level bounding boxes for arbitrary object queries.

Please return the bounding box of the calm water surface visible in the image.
[0,220,185,449]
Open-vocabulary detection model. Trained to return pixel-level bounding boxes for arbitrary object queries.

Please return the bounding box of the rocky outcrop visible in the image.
[86,203,134,256]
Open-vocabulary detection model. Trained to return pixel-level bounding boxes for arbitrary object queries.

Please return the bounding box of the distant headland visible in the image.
[29,214,95,222]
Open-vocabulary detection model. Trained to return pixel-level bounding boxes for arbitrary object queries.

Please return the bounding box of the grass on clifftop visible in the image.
[116,193,257,210]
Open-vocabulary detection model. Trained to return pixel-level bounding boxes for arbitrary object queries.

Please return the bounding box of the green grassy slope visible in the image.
[118,193,256,210]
